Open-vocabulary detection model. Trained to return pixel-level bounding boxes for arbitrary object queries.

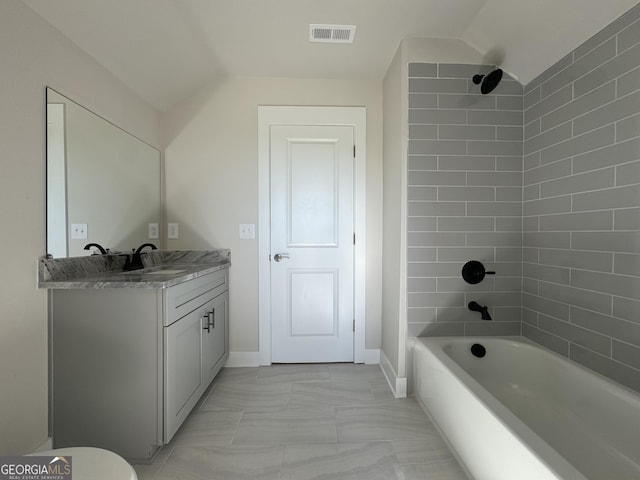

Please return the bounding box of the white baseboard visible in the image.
[225,351,263,367]
[379,349,407,398]
[364,348,380,364]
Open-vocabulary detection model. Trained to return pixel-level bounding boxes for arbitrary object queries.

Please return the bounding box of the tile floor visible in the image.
[133,364,468,479]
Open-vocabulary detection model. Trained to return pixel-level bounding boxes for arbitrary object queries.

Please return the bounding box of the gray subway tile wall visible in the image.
[407,62,523,338]
[409,2,640,394]
[523,3,640,393]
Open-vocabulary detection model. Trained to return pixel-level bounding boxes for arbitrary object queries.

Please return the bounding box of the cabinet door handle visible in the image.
[208,308,215,329]
[203,313,211,333]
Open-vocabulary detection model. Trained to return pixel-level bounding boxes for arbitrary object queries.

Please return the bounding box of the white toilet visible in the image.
[28,447,137,480]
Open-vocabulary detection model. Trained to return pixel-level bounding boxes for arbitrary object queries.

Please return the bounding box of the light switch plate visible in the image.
[148,223,159,239]
[239,224,255,240]
[168,223,179,239]
[71,223,87,240]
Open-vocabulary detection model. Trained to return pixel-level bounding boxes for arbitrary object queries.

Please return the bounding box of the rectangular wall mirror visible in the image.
[46,88,162,258]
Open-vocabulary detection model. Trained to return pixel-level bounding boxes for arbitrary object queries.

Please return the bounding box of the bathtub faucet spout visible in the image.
[468,301,492,320]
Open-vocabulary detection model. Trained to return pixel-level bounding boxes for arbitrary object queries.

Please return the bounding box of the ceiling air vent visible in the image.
[309,24,356,44]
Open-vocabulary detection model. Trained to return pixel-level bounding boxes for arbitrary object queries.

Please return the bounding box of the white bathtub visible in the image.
[413,336,640,480]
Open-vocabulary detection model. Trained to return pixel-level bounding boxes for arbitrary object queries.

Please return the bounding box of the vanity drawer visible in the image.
[164,269,228,326]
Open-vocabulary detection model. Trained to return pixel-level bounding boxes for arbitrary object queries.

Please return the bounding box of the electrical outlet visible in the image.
[71,223,87,240]
[239,224,255,240]
[148,223,159,239]
[168,223,179,239]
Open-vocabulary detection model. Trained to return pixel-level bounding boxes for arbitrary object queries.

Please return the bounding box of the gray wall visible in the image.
[0,1,160,454]
[522,4,640,392]
[382,47,405,376]
[407,62,524,337]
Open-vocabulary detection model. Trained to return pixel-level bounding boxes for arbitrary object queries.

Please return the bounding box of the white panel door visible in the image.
[270,125,354,363]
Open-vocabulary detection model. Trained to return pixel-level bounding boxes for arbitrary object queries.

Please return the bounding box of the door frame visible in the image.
[258,106,366,365]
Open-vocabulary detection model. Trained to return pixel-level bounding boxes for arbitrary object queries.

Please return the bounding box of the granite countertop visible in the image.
[39,250,230,289]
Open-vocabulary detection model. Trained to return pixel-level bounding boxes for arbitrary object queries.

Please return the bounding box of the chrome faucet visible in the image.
[468,301,492,320]
[83,243,107,255]
[123,243,157,271]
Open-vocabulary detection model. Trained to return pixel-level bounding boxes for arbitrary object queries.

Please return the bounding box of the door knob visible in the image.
[273,253,290,262]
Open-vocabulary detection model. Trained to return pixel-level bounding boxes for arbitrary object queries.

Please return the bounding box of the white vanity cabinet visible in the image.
[50,267,229,461]
[163,270,228,441]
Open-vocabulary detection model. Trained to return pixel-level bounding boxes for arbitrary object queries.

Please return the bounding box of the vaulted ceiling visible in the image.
[21,0,640,111]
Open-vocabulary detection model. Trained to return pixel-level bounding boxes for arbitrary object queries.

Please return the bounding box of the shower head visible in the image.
[472,68,503,94]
